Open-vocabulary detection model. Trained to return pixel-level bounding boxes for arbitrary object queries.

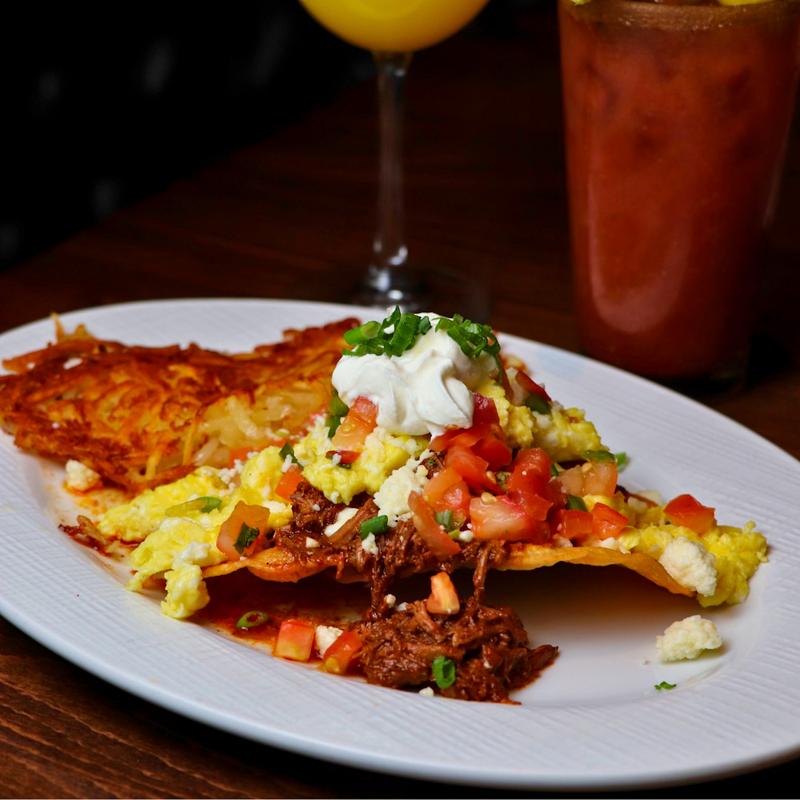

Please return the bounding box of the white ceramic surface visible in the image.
[0,298,798,791]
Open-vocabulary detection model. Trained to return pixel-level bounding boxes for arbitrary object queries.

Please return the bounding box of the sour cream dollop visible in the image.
[332,317,496,437]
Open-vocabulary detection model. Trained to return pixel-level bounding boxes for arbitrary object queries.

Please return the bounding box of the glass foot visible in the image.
[352,264,491,323]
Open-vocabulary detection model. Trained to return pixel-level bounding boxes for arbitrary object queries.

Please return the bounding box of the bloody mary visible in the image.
[559,0,800,381]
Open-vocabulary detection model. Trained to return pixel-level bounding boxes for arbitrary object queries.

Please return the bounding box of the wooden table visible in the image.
[1,6,798,797]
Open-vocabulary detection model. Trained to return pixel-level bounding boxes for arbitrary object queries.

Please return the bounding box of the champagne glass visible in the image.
[298,0,491,318]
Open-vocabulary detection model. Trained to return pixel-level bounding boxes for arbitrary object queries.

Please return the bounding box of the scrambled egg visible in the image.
[294,416,426,505]
[618,521,767,606]
[478,380,604,460]
[102,418,424,618]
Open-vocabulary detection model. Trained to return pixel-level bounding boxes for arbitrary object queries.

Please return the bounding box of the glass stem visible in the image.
[369,52,412,288]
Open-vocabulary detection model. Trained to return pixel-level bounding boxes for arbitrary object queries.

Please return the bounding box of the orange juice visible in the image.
[298,0,489,52]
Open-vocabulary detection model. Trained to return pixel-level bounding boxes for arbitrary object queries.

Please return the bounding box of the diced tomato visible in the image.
[472,434,513,470]
[507,448,552,495]
[408,491,461,558]
[426,572,460,615]
[550,508,593,542]
[322,630,363,674]
[445,446,498,493]
[227,446,254,467]
[508,489,552,521]
[472,393,500,426]
[515,370,551,402]
[424,467,463,505]
[556,461,618,497]
[591,503,629,539]
[217,501,270,560]
[583,461,618,495]
[438,481,472,520]
[664,494,717,534]
[331,396,377,452]
[325,449,360,465]
[275,465,303,500]
[274,619,315,662]
[470,495,549,542]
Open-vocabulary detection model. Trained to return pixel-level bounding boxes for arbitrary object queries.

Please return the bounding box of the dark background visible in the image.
[1,0,533,268]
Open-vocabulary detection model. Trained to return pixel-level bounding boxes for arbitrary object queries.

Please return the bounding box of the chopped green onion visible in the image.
[344,320,381,345]
[359,515,389,538]
[435,510,454,530]
[566,495,587,511]
[584,449,615,463]
[328,391,349,418]
[235,610,270,630]
[525,394,551,415]
[165,496,222,516]
[431,655,457,689]
[234,522,260,553]
[654,680,677,691]
[550,463,560,477]
[615,452,629,470]
[279,443,299,465]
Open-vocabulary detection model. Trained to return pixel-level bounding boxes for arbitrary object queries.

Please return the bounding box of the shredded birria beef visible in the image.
[278,480,558,703]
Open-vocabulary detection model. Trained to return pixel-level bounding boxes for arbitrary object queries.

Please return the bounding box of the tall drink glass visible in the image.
[559,0,800,387]
[298,0,489,317]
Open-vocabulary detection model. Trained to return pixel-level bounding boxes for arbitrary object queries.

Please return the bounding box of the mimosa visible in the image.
[298,0,488,52]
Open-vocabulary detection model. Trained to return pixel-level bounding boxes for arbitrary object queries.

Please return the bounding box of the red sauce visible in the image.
[196,570,370,651]
[559,0,800,379]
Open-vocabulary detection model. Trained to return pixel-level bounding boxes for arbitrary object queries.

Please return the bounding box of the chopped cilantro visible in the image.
[431,655,457,689]
[584,449,615,463]
[615,452,629,470]
[655,681,677,691]
[550,463,560,477]
[525,394,551,415]
[327,390,348,437]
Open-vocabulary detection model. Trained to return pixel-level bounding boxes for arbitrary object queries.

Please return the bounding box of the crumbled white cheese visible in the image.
[658,536,717,596]
[418,687,435,697]
[175,541,212,567]
[361,532,379,556]
[553,535,573,548]
[458,530,474,543]
[305,537,320,549]
[374,449,431,526]
[63,357,82,369]
[315,625,343,657]
[397,602,409,611]
[331,452,342,466]
[384,594,396,608]
[656,615,723,662]
[65,459,101,492]
[311,503,321,512]
[281,454,294,473]
[324,507,358,538]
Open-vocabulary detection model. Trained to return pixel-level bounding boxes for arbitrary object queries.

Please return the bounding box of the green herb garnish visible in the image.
[235,610,270,630]
[431,655,457,689]
[550,463,560,477]
[654,680,677,691]
[165,496,222,516]
[343,310,505,382]
[435,510,454,530]
[584,449,615,463]
[566,495,587,511]
[327,390,349,437]
[279,443,299,465]
[234,522,260,553]
[525,394,551,415]
[359,515,389,539]
[615,452,629,470]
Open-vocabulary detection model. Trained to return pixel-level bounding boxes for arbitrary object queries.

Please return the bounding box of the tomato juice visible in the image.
[559,0,800,381]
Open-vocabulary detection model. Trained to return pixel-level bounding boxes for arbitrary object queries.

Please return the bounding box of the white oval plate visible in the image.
[0,298,798,791]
